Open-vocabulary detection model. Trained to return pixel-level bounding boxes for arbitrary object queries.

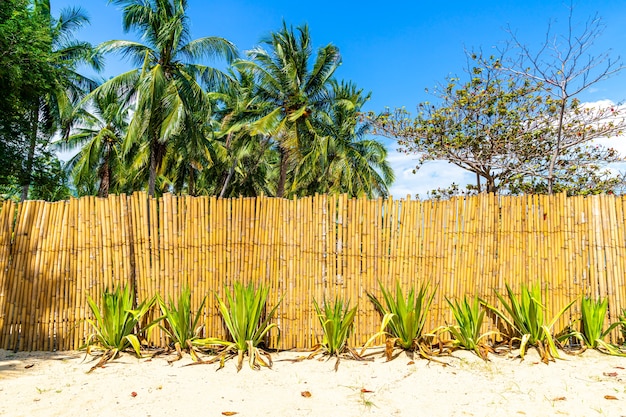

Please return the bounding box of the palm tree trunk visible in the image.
[21,105,39,202]
[277,146,289,198]
[98,160,110,198]
[148,151,157,197]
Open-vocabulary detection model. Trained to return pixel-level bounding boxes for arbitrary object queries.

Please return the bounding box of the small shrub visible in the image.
[446,295,497,360]
[158,286,210,362]
[83,286,158,372]
[570,296,625,356]
[481,283,575,363]
[309,297,359,370]
[203,281,282,371]
[367,280,436,360]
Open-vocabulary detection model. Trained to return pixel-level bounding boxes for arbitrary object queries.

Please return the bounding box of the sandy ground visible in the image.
[1,347,626,417]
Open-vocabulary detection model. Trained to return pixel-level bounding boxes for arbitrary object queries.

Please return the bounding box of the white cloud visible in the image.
[387,148,474,199]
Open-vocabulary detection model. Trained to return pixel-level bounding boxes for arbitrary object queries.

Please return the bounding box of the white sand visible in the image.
[1,347,626,417]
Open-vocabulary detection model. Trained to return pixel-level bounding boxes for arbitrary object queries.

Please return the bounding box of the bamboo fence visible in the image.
[0,192,625,352]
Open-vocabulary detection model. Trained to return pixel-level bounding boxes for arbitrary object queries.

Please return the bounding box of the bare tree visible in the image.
[500,6,626,193]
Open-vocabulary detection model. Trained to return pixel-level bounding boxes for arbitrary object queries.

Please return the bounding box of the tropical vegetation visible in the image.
[367,281,437,360]
[0,0,393,201]
[480,283,576,363]
[204,281,282,371]
[83,286,158,372]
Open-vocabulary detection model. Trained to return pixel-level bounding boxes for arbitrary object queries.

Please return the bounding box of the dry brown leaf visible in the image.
[221,412,238,416]
[407,361,415,365]
[361,388,373,393]
[615,366,625,369]
[603,372,618,377]
[604,395,618,400]
[301,391,312,398]
[552,397,566,401]
[24,364,34,369]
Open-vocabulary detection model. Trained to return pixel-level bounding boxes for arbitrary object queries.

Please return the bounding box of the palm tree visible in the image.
[97,0,237,196]
[295,81,394,197]
[58,87,130,197]
[21,0,101,201]
[236,22,341,197]
[210,68,278,198]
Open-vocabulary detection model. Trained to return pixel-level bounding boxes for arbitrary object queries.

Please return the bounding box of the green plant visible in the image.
[620,308,626,346]
[83,286,158,372]
[446,295,497,360]
[367,280,436,360]
[313,297,358,355]
[158,286,210,362]
[571,297,625,355]
[480,283,575,363]
[309,297,358,369]
[204,281,282,371]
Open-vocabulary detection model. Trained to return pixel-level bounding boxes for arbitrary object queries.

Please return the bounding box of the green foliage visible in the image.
[570,297,625,355]
[205,281,282,371]
[446,295,496,359]
[158,286,209,362]
[313,297,358,357]
[98,0,236,197]
[481,283,575,362]
[621,309,626,345]
[83,286,158,372]
[367,281,436,359]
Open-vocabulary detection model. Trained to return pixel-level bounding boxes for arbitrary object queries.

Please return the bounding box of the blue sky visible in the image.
[52,1,626,198]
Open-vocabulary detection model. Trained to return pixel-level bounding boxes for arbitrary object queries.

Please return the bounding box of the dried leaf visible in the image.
[301,391,312,398]
[222,412,238,416]
[604,395,618,400]
[407,361,415,365]
[615,366,625,370]
[361,388,374,393]
[552,397,566,401]
[24,364,34,369]
[603,372,618,377]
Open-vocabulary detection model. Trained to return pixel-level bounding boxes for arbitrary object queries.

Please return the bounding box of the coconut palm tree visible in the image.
[236,22,341,197]
[58,86,131,197]
[97,0,237,196]
[300,81,395,198]
[20,0,101,201]
[208,68,278,197]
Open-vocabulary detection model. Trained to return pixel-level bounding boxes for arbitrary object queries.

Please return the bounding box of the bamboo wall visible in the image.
[0,192,625,352]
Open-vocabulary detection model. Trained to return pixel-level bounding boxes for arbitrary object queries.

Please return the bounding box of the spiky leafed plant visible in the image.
[367,281,436,360]
[158,286,209,362]
[203,281,282,371]
[83,286,158,372]
[481,283,575,363]
[309,297,359,370]
[446,295,497,360]
[571,296,625,356]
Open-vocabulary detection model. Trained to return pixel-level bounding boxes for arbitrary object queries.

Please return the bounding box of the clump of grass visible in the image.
[481,282,575,363]
[446,295,497,360]
[367,280,436,360]
[83,286,158,372]
[158,286,212,362]
[569,296,625,356]
[203,281,282,371]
